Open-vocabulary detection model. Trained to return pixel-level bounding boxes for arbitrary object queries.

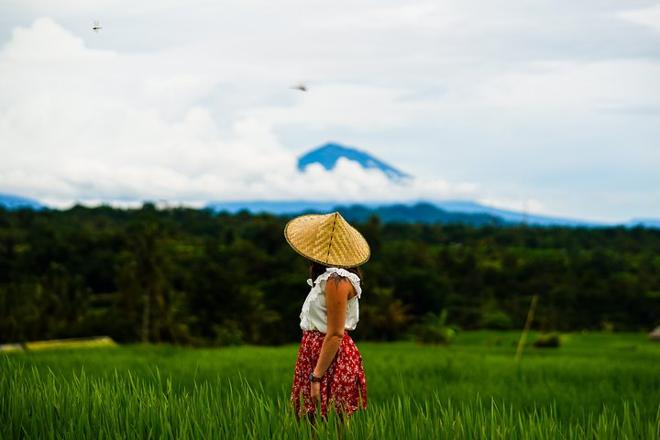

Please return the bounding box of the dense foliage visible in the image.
[1,204,659,345]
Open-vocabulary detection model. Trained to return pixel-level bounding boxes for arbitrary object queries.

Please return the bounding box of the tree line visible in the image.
[1,203,658,345]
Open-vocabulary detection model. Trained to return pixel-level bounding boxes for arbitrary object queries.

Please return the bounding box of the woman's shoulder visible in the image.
[314,267,360,284]
[315,267,362,299]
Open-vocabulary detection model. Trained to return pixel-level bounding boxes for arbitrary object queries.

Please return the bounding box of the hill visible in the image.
[0,193,44,210]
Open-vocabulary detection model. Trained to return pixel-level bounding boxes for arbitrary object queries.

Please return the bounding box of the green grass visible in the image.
[2,331,659,439]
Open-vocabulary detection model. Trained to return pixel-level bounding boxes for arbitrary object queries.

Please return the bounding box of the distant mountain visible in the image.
[0,193,44,210]
[206,199,603,227]
[433,200,604,227]
[297,142,410,180]
[333,202,504,226]
[0,193,656,229]
[206,200,376,215]
[627,218,660,228]
[208,200,504,226]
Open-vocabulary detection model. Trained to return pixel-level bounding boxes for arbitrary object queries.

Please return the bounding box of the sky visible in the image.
[1,0,659,222]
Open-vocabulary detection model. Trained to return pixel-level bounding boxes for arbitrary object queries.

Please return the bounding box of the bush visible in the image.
[213,320,243,346]
[480,309,514,330]
[410,309,457,345]
[533,332,561,348]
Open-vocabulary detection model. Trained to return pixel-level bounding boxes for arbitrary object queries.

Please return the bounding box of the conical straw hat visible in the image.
[284,212,370,268]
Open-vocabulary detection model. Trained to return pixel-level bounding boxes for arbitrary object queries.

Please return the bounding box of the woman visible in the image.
[285,211,369,423]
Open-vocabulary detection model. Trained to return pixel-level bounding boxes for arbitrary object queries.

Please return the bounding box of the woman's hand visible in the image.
[311,381,321,404]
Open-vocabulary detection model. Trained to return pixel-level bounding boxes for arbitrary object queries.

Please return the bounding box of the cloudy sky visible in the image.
[1,0,659,222]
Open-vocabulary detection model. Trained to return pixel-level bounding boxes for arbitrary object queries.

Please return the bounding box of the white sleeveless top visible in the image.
[299,267,362,333]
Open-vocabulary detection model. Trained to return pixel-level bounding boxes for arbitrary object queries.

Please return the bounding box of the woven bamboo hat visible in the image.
[284,211,370,268]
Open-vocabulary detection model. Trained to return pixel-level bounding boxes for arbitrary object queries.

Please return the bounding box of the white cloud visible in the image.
[619,5,660,33]
[308,2,458,31]
[477,197,546,216]
[472,59,660,113]
[0,18,476,207]
[244,83,441,131]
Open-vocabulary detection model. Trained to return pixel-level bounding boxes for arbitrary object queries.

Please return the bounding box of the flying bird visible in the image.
[92,21,102,33]
[290,83,307,92]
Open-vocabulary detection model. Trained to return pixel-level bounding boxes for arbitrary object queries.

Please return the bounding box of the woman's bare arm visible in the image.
[312,276,352,378]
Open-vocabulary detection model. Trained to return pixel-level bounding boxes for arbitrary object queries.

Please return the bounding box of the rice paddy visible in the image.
[2,331,659,439]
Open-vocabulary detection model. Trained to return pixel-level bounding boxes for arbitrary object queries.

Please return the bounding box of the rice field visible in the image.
[2,331,659,439]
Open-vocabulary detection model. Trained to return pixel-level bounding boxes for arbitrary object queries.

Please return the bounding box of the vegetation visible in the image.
[533,333,561,348]
[1,204,659,345]
[409,309,457,344]
[1,331,658,439]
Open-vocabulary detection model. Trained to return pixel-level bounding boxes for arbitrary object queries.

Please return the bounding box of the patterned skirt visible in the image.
[290,329,367,420]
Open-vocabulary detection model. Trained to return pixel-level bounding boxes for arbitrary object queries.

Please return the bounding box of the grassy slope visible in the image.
[2,331,659,439]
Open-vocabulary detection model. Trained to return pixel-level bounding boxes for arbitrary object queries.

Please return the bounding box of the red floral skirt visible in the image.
[290,329,367,419]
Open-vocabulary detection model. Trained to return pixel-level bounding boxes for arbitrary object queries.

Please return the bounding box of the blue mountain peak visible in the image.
[0,193,44,210]
[297,142,410,180]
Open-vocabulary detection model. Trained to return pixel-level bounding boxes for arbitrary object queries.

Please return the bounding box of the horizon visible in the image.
[3,191,652,227]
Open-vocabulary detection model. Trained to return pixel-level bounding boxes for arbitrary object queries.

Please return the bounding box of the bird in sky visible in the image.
[290,82,307,92]
[92,21,102,33]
